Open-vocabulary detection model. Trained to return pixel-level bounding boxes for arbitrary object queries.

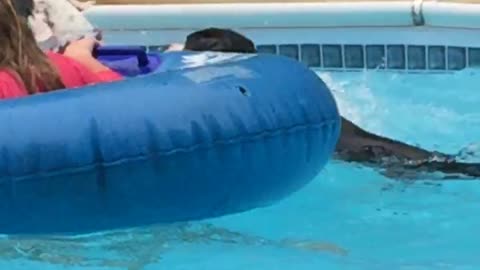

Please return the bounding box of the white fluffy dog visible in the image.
[29,0,99,51]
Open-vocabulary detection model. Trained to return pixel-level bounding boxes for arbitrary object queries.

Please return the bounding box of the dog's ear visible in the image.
[68,0,95,12]
[12,0,34,18]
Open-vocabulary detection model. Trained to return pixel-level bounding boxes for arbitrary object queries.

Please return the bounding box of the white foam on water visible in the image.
[319,69,480,155]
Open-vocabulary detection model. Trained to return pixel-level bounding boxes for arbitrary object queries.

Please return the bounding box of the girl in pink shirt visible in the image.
[0,0,121,100]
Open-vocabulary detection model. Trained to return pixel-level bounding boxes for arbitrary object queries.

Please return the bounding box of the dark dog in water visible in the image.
[336,118,480,179]
[182,28,480,180]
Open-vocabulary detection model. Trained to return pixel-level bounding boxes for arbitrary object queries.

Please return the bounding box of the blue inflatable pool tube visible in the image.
[0,48,341,235]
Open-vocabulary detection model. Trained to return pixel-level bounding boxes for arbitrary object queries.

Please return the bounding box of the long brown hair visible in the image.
[0,0,64,94]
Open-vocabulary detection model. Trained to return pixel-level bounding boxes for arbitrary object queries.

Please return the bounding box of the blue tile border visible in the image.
[448,47,466,70]
[301,44,321,67]
[257,45,277,54]
[407,45,426,70]
[428,46,446,70]
[365,45,385,69]
[322,45,343,68]
[468,48,480,67]
[387,45,406,70]
[344,45,364,69]
[279,44,299,60]
[146,44,475,72]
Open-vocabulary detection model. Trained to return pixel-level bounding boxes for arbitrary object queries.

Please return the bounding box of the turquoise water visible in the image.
[1,70,479,270]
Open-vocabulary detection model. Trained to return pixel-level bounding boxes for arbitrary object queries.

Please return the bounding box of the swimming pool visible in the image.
[2,70,478,269]
[2,1,480,269]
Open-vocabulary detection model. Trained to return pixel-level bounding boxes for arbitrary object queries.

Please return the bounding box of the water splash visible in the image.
[319,71,381,130]
[456,143,480,163]
[318,69,480,155]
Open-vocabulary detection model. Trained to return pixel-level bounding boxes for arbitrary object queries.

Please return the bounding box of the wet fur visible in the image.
[336,117,480,180]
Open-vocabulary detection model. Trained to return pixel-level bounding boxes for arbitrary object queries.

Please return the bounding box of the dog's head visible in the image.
[67,0,95,12]
[28,0,98,51]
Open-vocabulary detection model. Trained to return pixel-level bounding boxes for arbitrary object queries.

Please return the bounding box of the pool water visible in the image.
[1,69,479,270]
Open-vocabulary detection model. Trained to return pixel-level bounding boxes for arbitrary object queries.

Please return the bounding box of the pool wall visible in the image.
[85,1,480,71]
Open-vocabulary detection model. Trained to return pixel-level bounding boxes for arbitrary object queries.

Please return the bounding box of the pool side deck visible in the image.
[96,0,480,4]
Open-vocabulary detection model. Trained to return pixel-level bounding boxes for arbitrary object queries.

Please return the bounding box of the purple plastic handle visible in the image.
[93,45,149,67]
